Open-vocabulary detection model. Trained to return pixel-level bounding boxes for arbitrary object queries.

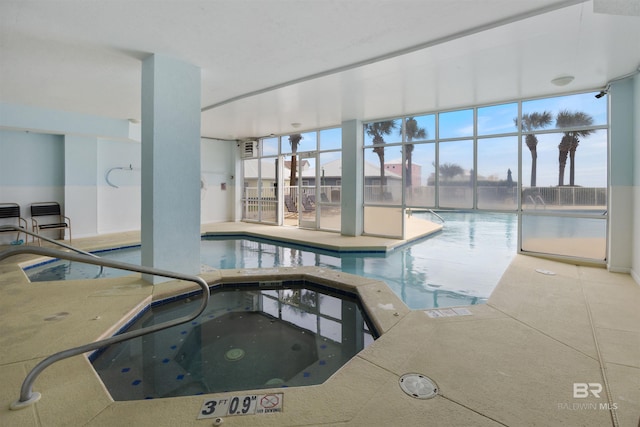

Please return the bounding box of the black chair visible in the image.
[0,203,28,244]
[30,202,72,245]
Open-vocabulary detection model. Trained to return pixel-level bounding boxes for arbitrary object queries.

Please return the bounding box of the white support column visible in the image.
[607,79,635,273]
[141,54,201,283]
[341,119,363,236]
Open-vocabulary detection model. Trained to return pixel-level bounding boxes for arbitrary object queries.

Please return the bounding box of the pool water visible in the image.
[91,282,375,400]
[25,212,517,309]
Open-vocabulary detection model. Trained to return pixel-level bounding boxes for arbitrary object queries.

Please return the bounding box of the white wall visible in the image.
[97,139,142,234]
[201,138,235,224]
[1,103,236,243]
[96,136,237,234]
[65,135,98,239]
[0,129,64,244]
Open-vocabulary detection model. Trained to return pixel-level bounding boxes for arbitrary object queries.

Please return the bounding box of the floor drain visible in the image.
[399,373,438,399]
[225,348,245,361]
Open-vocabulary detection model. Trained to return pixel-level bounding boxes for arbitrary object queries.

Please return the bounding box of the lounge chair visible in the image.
[30,202,72,245]
[0,203,28,244]
[284,195,298,218]
[301,195,315,212]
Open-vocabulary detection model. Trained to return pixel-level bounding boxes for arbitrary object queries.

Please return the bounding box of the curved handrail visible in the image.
[0,245,210,410]
[0,225,104,277]
[428,209,445,223]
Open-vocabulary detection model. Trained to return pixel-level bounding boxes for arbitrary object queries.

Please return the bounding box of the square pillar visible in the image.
[341,119,363,236]
[607,79,635,273]
[141,54,201,282]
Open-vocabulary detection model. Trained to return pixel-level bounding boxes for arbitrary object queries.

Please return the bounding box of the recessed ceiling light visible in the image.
[551,76,574,86]
[291,122,301,128]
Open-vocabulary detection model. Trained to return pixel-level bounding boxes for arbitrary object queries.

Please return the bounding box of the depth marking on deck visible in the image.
[198,393,284,419]
[425,307,473,318]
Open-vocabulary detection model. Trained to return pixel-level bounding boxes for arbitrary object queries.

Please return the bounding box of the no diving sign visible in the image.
[256,393,283,414]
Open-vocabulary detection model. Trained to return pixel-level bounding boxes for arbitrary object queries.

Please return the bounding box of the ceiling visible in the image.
[1,0,639,140]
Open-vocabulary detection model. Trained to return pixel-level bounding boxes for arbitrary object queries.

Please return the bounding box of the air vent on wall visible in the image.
[242,140,258,158]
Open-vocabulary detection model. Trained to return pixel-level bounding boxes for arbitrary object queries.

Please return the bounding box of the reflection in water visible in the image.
[203,212,517,309]
[26,212,517,310]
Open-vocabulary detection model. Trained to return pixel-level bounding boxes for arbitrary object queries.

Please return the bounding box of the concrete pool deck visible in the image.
[0,223,638,426]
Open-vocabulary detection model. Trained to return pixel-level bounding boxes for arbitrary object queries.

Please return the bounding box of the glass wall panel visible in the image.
[404,115,435,142]
[522,131,607,214]
[438,139,473,208]
[477,136,518,210]
[259,157,277,223]
[320,128,342,150]
[364,147,402,204]
[364,119,402,146]
[299,156,316,226]
[319,151,341,202]
[405,142,435,207]
[522,92,607,130]
[281,131,317,154]
[319,151,341,231]
[242,158,259,220]
[363,206,403,238]
[319,205,341,231]
[242,157,277,223]
[521,215,606,260]
[262,137,279,156]
[439,109,473,139]
[477,103,518,136]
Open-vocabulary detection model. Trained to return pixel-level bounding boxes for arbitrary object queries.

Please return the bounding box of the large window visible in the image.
[244,91,609,263]
[246,127,342,232]
[477,136,518,210]
[362,91,608,262]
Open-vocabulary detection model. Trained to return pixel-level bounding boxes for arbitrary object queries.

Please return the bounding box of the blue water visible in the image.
[91,282,375,400]
[25,212,517,309]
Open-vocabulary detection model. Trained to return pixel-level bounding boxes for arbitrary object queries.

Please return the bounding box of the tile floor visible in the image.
[0,223,638,426]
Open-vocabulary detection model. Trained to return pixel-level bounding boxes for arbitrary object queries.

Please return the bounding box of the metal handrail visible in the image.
[428,209,445,223]
[0,225,104,276]
[0,245,210,410]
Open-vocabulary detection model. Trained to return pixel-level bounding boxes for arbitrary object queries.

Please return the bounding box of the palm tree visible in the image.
[514,111,552,187]
[557,133,571,186]
[365,121,397,192]
[439,163,464,180]
[402,117,427,187]
[288,133,303,188]
[556,110,594,186]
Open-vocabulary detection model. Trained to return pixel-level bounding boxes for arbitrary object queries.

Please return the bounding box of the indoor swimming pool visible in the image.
[24,212,517,309]
[90,281,376,400]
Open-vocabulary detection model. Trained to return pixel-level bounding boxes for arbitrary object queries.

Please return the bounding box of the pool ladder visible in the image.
[0,242,211,410]
[427,209,445,223]
[405,209,445,223]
